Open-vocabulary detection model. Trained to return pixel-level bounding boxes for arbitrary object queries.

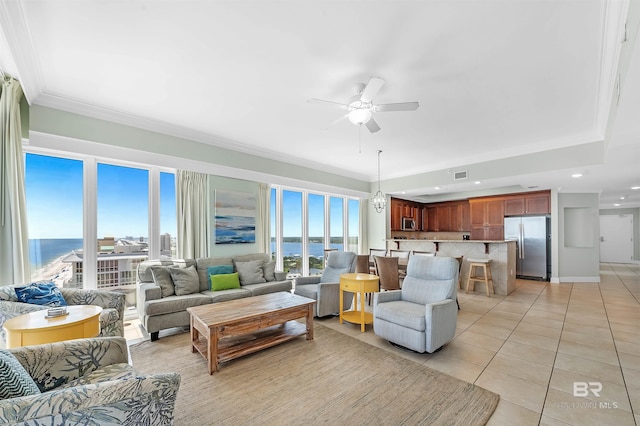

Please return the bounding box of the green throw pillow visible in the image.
[210,272,241,291]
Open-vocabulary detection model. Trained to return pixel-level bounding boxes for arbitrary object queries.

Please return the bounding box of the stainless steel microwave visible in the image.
[402,217,416,230]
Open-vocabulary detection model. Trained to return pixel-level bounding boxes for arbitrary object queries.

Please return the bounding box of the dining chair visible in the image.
[373,256,401,291]
[410,250,436,257]
[389,250,410,279]
[369,248,387,274]
[355,255,370,274]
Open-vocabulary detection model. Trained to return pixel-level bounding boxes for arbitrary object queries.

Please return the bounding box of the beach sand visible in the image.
[31,255,72,287]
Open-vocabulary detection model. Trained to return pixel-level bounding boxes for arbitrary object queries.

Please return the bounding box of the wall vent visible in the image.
[453,170,468,180]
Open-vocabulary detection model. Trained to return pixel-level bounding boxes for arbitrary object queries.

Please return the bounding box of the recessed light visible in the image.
[474,181,481,185]
[614,203,621,207]
[632,186,640,190]
[571,173,583,178]
[620,196,626,200]
[434,186,441,190]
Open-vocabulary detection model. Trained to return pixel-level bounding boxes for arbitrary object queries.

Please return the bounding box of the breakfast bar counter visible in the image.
[385,239,517,295]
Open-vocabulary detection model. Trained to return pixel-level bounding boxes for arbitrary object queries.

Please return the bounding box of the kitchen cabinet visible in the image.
[390,198,421,231]
[469,198,504,240]
[504,191,550,215]
[390,198,403,231]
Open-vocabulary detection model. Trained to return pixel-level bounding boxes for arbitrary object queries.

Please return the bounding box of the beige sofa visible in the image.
[136,253,292,341]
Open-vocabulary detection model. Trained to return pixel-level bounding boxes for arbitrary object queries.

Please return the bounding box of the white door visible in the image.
[600,214,633,263]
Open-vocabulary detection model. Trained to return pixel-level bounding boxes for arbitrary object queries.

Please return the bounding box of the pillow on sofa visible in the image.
[207,265,234,287]
[210,272,241,291]
[149,266,175,297]
[234,259,266,285]
[263,260,276,282]
[14,282,67,307]
[169,265,200,296]
[0,349,41,399]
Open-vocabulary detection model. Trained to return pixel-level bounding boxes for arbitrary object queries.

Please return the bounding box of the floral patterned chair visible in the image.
[0,285,126,349]
[0,337,180,425]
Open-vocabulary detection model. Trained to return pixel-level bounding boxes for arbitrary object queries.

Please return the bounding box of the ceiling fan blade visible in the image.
[324,114,348,129]
[365,117,381,133]
[360,77,384,103]
[307,98,349,109]
[374,102,419,112]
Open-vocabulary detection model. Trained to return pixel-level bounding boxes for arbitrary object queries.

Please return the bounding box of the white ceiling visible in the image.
[1,0,639,207]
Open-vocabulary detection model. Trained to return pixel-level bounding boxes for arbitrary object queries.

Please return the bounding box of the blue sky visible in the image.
[25,154,176,239]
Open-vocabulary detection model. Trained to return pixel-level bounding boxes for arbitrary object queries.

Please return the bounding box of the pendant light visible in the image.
[371,150,386,213]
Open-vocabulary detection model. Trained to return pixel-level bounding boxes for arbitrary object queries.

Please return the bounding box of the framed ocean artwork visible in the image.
[215,190,256,244]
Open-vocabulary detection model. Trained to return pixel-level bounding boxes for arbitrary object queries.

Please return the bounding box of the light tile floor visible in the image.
[124,263,640,425]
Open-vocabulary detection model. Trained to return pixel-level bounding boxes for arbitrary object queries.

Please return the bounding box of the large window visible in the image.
[270,186,361,277]
[24,151,176,316]
[282,190,303,277]
[330,197,344,251]
[160,172,177,258]
[308,193,325,275]
[25,154,83,285]
[96,163,149,308]
[348,199,360,253]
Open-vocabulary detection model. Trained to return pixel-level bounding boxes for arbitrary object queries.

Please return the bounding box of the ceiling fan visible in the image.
[308,77,419,133]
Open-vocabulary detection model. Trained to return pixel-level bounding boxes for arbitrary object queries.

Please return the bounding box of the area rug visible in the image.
[129,324,499,425]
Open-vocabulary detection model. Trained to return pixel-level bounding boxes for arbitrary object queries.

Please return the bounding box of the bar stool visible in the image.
[466,258,494,297]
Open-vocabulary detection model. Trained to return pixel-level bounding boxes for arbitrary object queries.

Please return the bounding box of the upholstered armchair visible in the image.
[294,251,357,317]
[0,285,126,349]
[373,256,458,353]
[0,337,180,425]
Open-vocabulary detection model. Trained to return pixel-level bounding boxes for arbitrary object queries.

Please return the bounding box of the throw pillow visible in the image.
[14,282,67,307]
[169,265,200,296]
[210,272,241,291]
[207,265,234,286]
[0,349,41,400]
[234,259,266,285]
[262,260,276,282]
[149,266,175,298]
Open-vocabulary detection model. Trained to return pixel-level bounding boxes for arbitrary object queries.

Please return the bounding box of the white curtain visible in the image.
[0,76,29,286]
[257,183,270,254]
[176,170,209,259]
[358,198,368,255]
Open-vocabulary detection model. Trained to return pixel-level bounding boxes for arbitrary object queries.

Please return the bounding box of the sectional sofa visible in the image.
[136,253,292,341]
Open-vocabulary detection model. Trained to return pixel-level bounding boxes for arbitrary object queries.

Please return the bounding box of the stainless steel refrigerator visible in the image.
[504,215,550,280]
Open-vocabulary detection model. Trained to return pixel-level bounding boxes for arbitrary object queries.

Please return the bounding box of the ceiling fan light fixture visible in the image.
[348,108,372,125]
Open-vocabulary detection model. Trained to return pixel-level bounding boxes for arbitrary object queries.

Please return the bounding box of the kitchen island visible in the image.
[386,239,517,295]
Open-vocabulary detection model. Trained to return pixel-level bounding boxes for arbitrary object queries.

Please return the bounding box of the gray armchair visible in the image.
[373,256,458,353]
[294,251,356,317]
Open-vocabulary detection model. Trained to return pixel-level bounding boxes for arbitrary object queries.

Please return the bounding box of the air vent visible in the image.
[453,170,468,181]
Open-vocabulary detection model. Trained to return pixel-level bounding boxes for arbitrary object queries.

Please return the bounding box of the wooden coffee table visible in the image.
[187,292,315,374]
[3,305,102,348]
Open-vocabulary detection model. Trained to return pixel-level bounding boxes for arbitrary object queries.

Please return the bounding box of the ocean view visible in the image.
[29,238,83,268]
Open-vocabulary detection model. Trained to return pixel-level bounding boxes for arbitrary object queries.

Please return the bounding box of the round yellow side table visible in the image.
[3,305,102,348]
[339,273,379,332]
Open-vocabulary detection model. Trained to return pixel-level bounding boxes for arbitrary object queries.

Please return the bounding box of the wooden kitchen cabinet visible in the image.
[469,198,504,240]
[503,191,550,215]
[390,198,403,231]
[390,198,421,231]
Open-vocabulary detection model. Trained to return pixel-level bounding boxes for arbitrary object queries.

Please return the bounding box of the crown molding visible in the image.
[33,91,371,182]
[596,0,630,135]
[0,0,44,104]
